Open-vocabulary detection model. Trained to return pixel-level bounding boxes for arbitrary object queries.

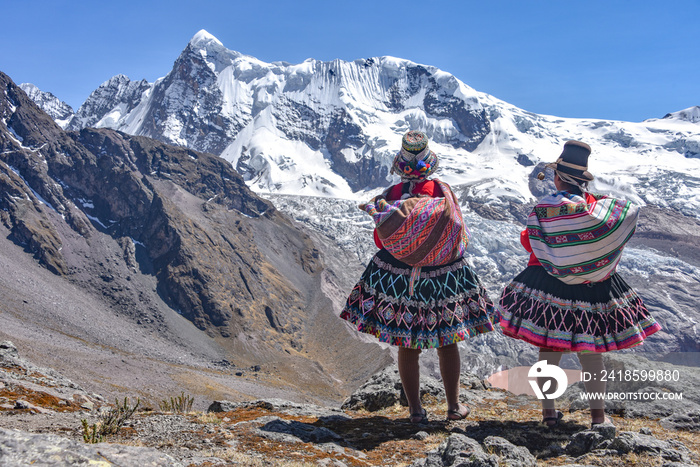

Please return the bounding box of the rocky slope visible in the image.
[1,70,391,407]
[2,341,698,466]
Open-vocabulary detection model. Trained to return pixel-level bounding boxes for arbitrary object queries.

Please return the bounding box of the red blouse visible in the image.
[373,179,444,249]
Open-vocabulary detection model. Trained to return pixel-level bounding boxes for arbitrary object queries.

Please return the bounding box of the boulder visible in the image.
[482,436,536,467]
[0,427,181,466]
[608,432,692,463]
[341,366,444,412]
[415,433,498,467]
[661,411,700,432]
[257,417,343,444]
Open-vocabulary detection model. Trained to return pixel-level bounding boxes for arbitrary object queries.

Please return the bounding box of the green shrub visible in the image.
[81,419,104,443]
[81,396,140,443]
[159,391,194,414]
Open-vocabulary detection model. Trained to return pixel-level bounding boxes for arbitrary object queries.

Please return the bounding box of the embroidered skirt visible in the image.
[339,249,495,349]
[497,266,661,352]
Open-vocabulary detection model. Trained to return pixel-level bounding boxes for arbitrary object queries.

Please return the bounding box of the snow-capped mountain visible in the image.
[65,74,150,131]
[19,83,74,127]
[50,30,700,220]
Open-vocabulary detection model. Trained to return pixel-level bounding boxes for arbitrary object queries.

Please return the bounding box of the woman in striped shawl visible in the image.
[497,140,662,428]
[340,130,494,424]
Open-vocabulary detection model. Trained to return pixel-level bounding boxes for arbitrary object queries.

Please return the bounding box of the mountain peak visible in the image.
[19,82,39,93]
[18,82,74,127]
[185,29,239,72]
[663,105,700,124]
[106,74,130,84]
[189,29,224,49]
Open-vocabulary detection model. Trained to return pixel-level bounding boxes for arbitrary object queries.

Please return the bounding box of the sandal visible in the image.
[446,404,471,421]
[542,410,563,428]
[409,408,429,424]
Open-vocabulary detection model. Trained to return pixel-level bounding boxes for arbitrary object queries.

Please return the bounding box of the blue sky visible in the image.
[2,0,698,122]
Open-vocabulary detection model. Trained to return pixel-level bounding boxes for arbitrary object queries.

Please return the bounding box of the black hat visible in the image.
[546,140,594,182]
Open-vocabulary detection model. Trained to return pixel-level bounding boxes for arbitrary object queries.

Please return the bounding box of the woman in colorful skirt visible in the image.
[340,130,494,423]
[497,140,662,427]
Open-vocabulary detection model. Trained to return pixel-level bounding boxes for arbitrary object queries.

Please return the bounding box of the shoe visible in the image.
[409,408,429,424]
[542,410,563,428]
[446,404,471,421]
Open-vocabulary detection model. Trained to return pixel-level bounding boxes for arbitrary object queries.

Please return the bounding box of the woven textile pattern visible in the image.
[383,197,444,258]
[362,180,469,268]
[383,197,466,265]
[340,250,494,349]
[527,192,639,284]
[497,266,661,352]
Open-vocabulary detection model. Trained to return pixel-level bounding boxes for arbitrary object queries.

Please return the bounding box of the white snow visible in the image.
[7,126,23,143]
[189,29,224,48]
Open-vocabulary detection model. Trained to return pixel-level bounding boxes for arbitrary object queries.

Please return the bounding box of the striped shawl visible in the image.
[360,180,470,293]
[527,192,639,284]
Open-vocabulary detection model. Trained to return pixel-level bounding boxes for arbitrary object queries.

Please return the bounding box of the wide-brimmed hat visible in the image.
[391,130,439,181]
[546,140,594,183]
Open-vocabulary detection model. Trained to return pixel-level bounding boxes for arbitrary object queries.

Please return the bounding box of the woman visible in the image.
[340,130,494,423]
[497,140,662,427]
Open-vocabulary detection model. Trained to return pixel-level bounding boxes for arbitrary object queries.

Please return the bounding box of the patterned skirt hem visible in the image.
[340,308,495,349]
[496,266,662,352]
[498,309,662,352]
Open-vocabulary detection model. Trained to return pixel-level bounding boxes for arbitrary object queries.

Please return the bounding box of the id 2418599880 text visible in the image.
[581,369,681,382]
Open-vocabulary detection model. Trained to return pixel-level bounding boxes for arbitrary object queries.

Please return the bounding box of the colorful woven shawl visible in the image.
[527,192,639,284]
[360,180,470,294]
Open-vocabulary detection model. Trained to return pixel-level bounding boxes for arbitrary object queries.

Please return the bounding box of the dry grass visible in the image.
[0,384,80,412]
[195,412,222,424]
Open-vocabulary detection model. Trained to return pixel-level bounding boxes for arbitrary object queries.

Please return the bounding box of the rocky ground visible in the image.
[2,341,699,466]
